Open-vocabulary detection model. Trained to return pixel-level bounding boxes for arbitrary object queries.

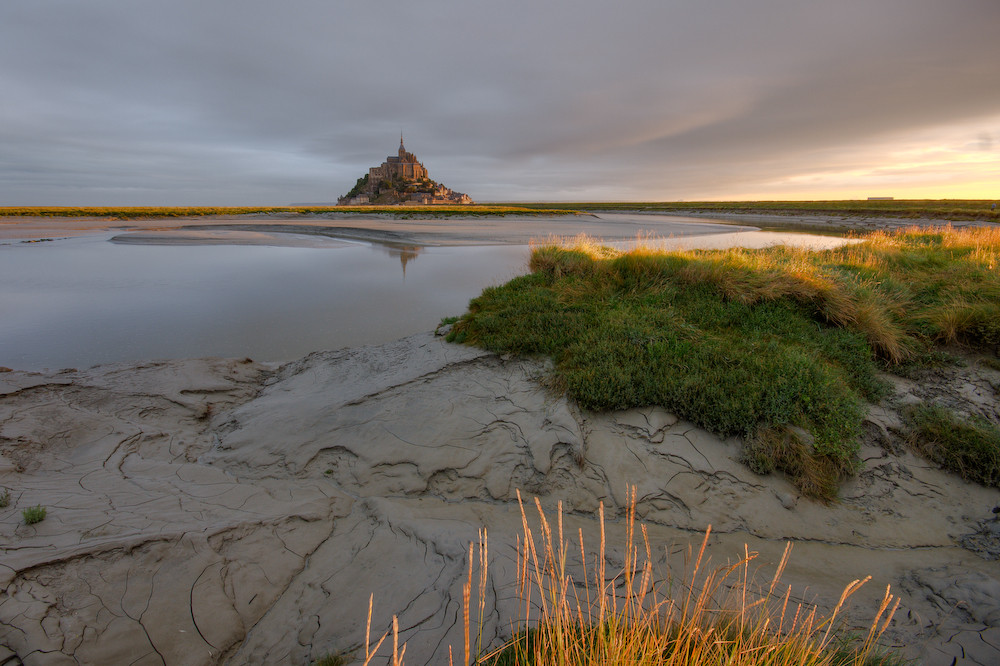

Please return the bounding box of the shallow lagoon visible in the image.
[1,233,530,370]
[0,220,854,371]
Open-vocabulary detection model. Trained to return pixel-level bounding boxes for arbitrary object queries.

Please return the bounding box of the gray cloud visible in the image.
[2,0,998,204]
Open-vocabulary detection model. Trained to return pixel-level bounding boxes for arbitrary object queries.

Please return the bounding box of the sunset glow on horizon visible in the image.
[1,1,997,205]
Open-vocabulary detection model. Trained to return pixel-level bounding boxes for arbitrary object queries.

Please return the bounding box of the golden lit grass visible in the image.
[356,490,901,665]
[533,225,1000,360]
[530,233,915,363]
[828,226,1000,347]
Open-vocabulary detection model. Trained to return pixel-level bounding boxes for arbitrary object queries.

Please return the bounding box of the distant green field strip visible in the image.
[512,200,1000,221]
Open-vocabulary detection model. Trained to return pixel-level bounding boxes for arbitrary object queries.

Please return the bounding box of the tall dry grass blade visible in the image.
[464,541,473,666]
[821,575,872,647]
[768,541,793,597]
[366,593,373,663]
[363,594,390,666]
[859,584,901,659]
[578,527,590,625]
[598,501,606,627]
[778,584,792,635]
[520,496,547,619]
[392,615,399,666]
[476,528,489,660]
[684,524,712,618]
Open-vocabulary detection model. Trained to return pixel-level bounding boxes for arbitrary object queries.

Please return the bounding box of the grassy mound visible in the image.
[448,227,1000,498]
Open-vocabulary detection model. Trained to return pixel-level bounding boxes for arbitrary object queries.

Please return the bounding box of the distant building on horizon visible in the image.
[338,136,472,205]
[369,136,429,183]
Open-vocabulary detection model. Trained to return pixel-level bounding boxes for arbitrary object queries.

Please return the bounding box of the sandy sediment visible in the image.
[2,212,758,247]
[4,209,996,246]
[1,333,999,665]
[5,210,993,252]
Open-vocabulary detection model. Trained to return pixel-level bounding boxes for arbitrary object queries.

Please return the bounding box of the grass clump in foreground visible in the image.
[448,226,1000,498]
[903,404,1000,487]
[356,491,902,665]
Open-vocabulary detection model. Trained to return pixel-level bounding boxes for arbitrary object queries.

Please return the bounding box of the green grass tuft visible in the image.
[904,403,1000,487]
[0,488,9,508]
[979,356,1000,372]
[22,505,46,525]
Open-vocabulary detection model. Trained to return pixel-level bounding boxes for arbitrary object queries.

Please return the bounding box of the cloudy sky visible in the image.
[2,0,999,205]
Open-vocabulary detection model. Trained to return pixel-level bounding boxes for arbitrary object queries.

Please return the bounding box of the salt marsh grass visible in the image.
[449,226,1000,498]
[903,403,1000,487]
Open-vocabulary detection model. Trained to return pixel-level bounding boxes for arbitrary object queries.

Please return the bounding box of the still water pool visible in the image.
[0,233,529,370]
[1,224,855,371]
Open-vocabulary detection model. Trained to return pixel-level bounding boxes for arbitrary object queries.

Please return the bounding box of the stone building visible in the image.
[368,137,429,183]
[338,136,472,205]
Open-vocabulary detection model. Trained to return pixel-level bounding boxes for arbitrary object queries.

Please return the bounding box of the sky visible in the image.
[2,0,999,205]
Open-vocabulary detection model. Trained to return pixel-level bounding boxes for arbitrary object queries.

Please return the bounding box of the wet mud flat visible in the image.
[2,333,999,664]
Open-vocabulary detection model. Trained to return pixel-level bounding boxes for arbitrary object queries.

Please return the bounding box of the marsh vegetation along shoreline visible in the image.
[448,226,1000,499]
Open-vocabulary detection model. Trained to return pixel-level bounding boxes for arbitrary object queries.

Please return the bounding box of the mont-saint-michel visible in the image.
[337,137,472,205]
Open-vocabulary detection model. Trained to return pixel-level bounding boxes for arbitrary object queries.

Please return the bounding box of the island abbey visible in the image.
[338,136,472,205]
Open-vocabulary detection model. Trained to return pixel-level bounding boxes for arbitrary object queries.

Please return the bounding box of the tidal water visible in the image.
[0,226,854,371]
[0,233,529,371]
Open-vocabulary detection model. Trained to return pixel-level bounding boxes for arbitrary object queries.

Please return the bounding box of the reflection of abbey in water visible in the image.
[371,242,422,276]
[389,245,420,276]
[338,137,473,206]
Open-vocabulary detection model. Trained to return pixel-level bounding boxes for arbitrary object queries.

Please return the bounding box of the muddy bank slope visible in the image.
[1,333,999,665]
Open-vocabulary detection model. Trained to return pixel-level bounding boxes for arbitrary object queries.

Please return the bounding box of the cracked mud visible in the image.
[2,333,999,665]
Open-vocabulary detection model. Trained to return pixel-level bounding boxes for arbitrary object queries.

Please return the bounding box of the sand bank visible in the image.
[3,212,758,247]
[2,333,999,664]
[5,209,994,247]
